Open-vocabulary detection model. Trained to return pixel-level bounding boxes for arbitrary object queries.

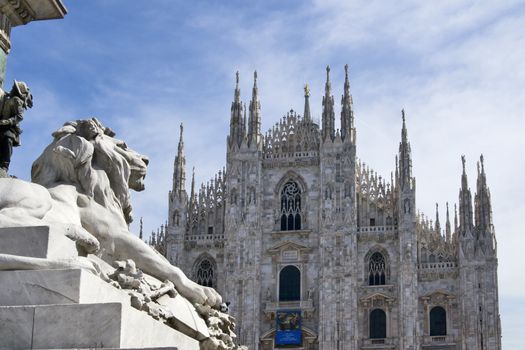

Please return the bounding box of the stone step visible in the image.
[0,302,200,350]
[0,268,130,306]
[0,225,78,259]
[0,268,210,341]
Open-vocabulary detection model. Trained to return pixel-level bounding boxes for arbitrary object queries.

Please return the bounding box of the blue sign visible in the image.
[275,310,302,346]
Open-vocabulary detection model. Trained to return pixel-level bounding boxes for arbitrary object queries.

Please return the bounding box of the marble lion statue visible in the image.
[0,118,221,308]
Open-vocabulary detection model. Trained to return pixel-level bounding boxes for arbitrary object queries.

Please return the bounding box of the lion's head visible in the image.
[31,118,149,224]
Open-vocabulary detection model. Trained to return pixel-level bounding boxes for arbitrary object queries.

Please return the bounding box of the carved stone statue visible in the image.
[0,118,221,308]
[307,287,315,300]
[0,80,33,177]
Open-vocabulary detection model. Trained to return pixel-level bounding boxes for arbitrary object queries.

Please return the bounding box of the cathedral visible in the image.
[164,66,501,350]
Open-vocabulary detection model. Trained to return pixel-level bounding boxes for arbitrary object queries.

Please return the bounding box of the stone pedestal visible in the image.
[0,302,199,349]
[0,226,203,349]
[0,225,77,259]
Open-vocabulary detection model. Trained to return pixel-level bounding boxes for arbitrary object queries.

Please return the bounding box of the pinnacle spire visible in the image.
[303,83,312,122]
[248,70,261,148]
[435,203,441,234]
[461,155,468,191]
[325,65,331,94]
[322,65,335,142]
[445,202,451,242]
[398,110,412,191]
[139,217,143,240]
[454,203,459,233]
[190,167,196,205]
[243,103,247,138]
[459,156,474,235]
[229,71,244,148]
[401,109,407,143]
[234,71,240,102]
[341,64,355,142]
[344,64,349,86]
[172,123,186,198]
[475,154,493,233]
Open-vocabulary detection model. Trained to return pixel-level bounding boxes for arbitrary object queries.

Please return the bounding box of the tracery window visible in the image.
[195,258,215,288]
[368,252,386,285]
[430,306,447,336]
[280,180,302,231]
[279,265,301,301]
[369,309,387,339]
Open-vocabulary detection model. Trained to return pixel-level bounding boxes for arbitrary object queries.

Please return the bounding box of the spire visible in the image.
[435,203,441,235]
[248,70,261,148]
[401,109,408,143]
[398,109,413,191]
[303,83,312,122]
[234,70,240,102]
[454,203,459,233]
[445,202,451,242]
[190,167,196,205]
[461,154,468,190]
[229,71,244,148]
[325,65,331,92]
[341,64,354,142]
[242,102,247,139]
[172,123,186,198]
[322,65,335,142]
[459,155,474,235]
[139,217,143,240]
[475,154,493,233]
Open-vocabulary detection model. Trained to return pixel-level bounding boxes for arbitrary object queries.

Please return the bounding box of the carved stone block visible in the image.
[0,225,77,259]
[0,268,130,306]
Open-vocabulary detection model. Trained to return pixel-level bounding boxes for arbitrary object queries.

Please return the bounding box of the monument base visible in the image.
[0,226,205,349]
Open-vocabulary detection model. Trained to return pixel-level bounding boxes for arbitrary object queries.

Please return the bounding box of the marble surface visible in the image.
[0,268,130,306]
[0,225,77,259]
[0,303,199,349]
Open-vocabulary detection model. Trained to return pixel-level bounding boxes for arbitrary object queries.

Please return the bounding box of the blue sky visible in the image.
[5,1,525,347]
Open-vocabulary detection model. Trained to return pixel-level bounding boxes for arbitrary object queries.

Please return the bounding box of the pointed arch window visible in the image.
[279,265,301,301]
[280,180,302,231]
[368,252,386,285]
[430,306,447,336]
[370,309,386,339]
[195,258,215,288]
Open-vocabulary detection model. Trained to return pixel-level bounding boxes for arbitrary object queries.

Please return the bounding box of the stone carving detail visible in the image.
[196,304,248,350]
[263,109,319,157]
[109,259,177,320]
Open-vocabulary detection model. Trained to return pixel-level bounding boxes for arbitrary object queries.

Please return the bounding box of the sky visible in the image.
[4,0,525,347]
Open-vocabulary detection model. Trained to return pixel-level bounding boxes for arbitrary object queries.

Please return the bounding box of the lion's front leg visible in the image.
[108,229,223,307]
[60,223,100,255]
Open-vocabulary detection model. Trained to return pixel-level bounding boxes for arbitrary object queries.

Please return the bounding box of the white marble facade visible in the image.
[165,67,501,350]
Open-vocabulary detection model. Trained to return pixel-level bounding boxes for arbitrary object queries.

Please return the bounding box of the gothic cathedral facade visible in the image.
[165,66,501,350]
